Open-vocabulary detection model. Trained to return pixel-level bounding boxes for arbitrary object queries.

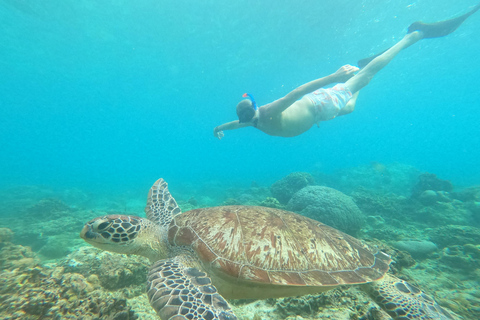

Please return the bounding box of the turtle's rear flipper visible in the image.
[408,3,480,38]
[365,274,458,319]
[147,256,238,320]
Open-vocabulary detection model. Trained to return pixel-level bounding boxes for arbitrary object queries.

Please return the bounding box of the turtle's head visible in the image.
[80,215,168,261]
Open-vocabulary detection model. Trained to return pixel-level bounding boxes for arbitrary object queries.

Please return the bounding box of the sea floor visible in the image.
[0,164,479,319]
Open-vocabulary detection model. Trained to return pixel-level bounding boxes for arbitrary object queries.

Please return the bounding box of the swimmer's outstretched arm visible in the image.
[263,65,358,117]
[213,120,250,140]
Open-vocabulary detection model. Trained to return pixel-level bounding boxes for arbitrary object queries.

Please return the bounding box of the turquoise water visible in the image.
[1,1,480,319]
[1,0,479,194]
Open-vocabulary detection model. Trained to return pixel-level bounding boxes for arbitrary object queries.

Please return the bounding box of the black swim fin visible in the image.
[407,3,480,38]
[358,3,480,68]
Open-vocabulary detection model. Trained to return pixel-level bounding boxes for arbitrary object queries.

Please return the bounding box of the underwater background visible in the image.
[1,0,479,319]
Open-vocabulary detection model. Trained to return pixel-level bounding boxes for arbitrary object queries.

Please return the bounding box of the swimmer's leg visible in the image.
[345,31,423,94]
[338,92,360,116]
[358,49,388,69]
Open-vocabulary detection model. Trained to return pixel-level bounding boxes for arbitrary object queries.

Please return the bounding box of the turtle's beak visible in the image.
[80,225,96,240]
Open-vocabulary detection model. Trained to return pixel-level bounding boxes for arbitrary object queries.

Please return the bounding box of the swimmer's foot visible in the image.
[408,2,480,38]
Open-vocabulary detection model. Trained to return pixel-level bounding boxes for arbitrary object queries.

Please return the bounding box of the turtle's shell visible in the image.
[168,206,390,286]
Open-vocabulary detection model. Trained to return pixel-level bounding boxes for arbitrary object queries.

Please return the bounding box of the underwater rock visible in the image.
[361,239,416,271]
[0,185,56,216]
[187,196,198,206]
[0,243,140,319]
[418,190,438,205]
[237,193,259,205]
[24,198,72,219]
[62,246,149,291]
[275,287,372,319]
[427,225,480,248]
[287,186,364,235]
[363,224,406,242]
[411,172,453,198]
[223,185,270,206]
[351,188,406,217]
[0,242,40,270]
[466,201,480,226]
[440,244,480,271]
[230,287,375,320]
[37,235,75,260]
[418,190,453,206]
[0,228,13,243]
[452,186,480,202]
[270,172,315,204]
[393,240,438,259]
[2,202,91,256]
[365,215,385,226]
[320,163,420,196]
[222,198,241,206]
[60,188,91,208]
[260,197,286,209]
[413,201,471,226]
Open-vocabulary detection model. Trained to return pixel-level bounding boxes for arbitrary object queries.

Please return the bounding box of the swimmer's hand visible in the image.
[214,127,224,140]
[333,65,359,82]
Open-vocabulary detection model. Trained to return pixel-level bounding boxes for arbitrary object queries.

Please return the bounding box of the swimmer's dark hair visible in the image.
[236,100,255,123]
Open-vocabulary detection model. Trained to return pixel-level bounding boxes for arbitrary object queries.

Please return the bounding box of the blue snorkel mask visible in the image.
[242,93,258,110]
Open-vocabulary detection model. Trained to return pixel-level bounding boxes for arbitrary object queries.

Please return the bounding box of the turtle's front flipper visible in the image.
[147,255,237,320]
[145,178,182,228]
[364,274,459,320]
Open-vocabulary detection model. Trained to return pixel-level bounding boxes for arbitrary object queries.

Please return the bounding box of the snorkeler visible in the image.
[213,3,480,139]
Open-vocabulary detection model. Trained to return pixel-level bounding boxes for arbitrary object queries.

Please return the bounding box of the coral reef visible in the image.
[2,197,150,261]
[231,287,378,320]
[62,247,149,292]
[353,186,474,228]
[0,236,149,319]
[24,198,71,219]
[411,172,453,198]
[0,235,393,320]
[426,225,480,248]
[318,163,421,196]
[1,198,88,257]
[452,186,480,202]
[0,185,56,217]
[275,287,372,319]
[287,186,364,235]
[1,165,480,319]
[0,238,40,270]
[351,187,406,217]
[270,172,314,204]
[413,200,472,226]
[439,244,480,271]
[402,258,480,319]
[0,245,137,319]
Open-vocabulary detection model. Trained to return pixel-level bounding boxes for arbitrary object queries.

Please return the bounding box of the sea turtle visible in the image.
[80,178,456,320]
